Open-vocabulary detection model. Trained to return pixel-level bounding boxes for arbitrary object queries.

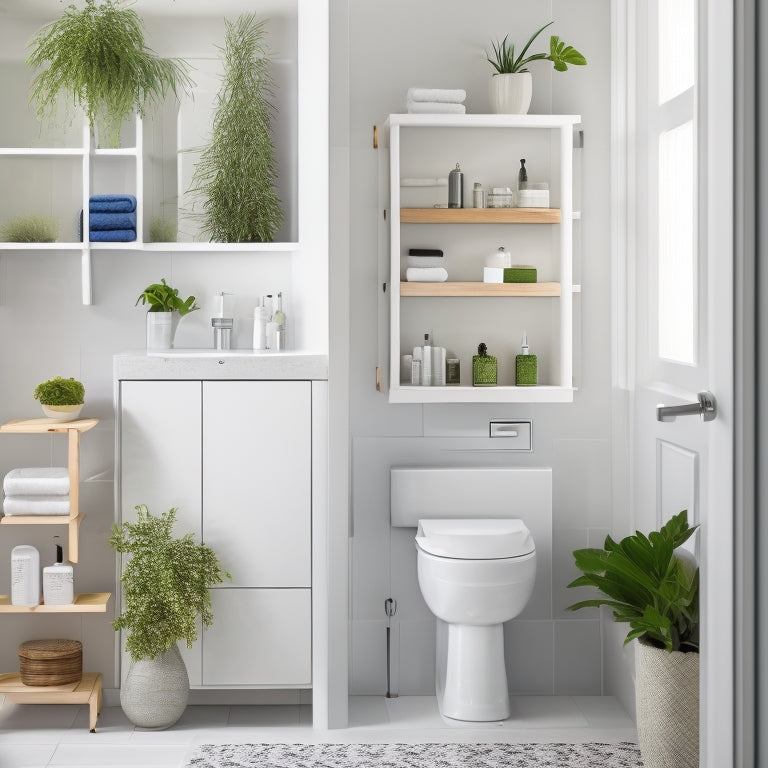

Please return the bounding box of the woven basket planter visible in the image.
[635,641,699,768]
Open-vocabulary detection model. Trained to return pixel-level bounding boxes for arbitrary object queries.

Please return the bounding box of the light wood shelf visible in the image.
[400,281,561,297]
[0,672,103,732]
[400,207,561,224]
[0,592,110,613]
[0,418,98,435]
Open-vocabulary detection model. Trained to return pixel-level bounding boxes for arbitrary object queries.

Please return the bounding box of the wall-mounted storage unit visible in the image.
[380,113,580,404]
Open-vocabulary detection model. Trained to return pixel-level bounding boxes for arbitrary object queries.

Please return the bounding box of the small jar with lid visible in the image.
[472,183,486,209]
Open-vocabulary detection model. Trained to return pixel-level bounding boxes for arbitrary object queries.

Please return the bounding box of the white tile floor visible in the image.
[0,695,637,768]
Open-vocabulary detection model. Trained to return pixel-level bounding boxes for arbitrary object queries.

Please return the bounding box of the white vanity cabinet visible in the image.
[118,377,313,687]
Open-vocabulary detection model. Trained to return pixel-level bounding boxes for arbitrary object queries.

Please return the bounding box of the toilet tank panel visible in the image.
[390,467,552,527]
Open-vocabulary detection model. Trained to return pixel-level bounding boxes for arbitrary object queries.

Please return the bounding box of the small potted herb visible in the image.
[486,21,587,114]
[33,376,85,422]
[136,278,199,349]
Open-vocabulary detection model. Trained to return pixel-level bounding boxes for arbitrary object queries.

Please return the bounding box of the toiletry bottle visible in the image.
[448,163,463,208]
[432,347,446,386]
[11,545,40,607]
[263,294,276,348]
[518,158,528,189]
[472,342,497,386]
[472,182,486,209]
[253,299,268,350]
[421,333,432,385]
[411,347,422,385]
[43,536,73,606]
[515,331,538,386]
[446,355,461,386]
[273,292,286,350]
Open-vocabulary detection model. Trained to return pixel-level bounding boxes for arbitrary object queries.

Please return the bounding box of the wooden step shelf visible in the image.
[0,672,103,731]
[0,417,99,563]
[400,207,561,224]
[400,281,561,297]
[0,592,110,613]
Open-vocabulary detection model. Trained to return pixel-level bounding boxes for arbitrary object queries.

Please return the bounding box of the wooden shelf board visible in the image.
[389,385,574,404]
[0,417,98,434]
[0,593,110,613]
[400,281,561,297]
[0,512,84,526]
[400,207,561,224]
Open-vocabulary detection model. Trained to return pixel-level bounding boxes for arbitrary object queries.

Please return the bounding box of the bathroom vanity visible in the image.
[114,352,328,696]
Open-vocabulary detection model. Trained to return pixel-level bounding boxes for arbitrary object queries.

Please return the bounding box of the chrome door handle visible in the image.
[656,391,717,422]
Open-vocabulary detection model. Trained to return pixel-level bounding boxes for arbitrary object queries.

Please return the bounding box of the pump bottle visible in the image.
[42,536,74,606]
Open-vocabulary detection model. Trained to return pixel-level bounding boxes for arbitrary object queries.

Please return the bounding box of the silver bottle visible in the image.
[448,163,463,208]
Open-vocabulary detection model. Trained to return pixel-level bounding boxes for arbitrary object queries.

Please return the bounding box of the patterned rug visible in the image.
[184,742,643,768]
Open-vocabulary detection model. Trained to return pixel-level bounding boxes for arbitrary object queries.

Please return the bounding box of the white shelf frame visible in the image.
[384,113,580,404]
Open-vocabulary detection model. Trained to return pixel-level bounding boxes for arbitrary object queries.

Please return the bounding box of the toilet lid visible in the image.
[415,518,535,560]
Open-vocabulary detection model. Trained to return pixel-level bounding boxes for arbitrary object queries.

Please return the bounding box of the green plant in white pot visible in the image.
[567,510,699,768]
[110,505,230,729]
[136,278,199,350]
[486,21,587,114]
[33,376,85,421]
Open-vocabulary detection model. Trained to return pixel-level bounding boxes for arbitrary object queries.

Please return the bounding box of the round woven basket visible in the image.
[19,639,82,686]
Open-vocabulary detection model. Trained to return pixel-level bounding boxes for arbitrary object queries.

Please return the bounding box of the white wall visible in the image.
[335,0,614,696]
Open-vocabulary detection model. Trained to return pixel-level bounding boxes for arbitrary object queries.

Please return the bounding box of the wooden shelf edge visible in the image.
[400,207,562,224]
[0,671,101,695]
[1,512,84,526]
[0,593,111,613]
[0,417,98,434]
[400,281,561,297]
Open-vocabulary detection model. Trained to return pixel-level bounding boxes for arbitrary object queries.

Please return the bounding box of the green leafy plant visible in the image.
[487,21,587,75]
[567,510,699,653]
[33,376,85,406]
[110,505,230,661]
[1,215,58,243]
[136,278,198,315]
[188,13,283,242]
[149,217,177,243]
[27,0,193,148]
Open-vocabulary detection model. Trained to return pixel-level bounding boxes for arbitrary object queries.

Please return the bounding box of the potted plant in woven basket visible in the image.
[110,505,230,729]
[567,510,699,768]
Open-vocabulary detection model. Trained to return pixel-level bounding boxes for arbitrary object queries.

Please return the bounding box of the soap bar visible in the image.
[504,266,537,283]
[483,267,504,284]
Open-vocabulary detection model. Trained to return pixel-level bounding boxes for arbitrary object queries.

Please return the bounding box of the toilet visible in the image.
[391,467,550,722]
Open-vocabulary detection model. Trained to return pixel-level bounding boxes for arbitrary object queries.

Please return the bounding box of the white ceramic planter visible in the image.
[488,72,533,114]
[146,311,179,350]
[41,404,84,422]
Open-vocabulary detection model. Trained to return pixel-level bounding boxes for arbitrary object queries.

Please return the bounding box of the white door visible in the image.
[629,2,733,766]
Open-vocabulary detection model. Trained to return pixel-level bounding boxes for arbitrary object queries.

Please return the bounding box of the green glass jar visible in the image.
[472,343,497,386]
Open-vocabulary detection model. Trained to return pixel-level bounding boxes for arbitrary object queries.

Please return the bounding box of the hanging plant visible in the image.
[188,13,283,243]
[26,0,193,148]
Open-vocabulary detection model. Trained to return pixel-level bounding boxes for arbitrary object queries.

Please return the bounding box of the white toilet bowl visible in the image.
[415,518,536,722]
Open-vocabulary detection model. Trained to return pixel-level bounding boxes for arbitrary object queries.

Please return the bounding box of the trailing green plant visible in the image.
[188,13,283,242]
[487,21,587,75]
[0,215,58,243]
[27,0,193,148]
[33,376,85,406]
[136,278,198,315]
[567,510,699,653]
[148,217,177,243]
[110,505,230,661]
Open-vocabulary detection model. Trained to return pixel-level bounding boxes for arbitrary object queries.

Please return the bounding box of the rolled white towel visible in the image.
[407,100,466,115]
[407,88,466,104]
[3,495,71,516]
[406,267,449,282]
[4,467,69,496]
[407,256,444,268]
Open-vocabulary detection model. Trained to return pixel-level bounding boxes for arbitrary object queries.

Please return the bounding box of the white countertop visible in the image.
[114,350,329,380]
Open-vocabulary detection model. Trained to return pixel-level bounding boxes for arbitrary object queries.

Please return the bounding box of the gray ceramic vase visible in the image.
[121,644,189,729]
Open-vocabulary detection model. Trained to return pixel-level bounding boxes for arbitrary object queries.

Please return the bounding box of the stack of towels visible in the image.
[407,88,466,115]
[3,468,70,516]
[406,248,448,282]
[87,194,137,242]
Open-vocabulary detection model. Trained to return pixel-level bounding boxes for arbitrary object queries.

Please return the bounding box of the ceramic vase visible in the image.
[120,644,189,729]
[489,72,533,114]
[635,641,699,768]
[146,311,179,350]
[41,403,84,422]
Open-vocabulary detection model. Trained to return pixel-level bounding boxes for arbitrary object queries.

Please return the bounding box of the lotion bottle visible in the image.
[515,331,538,386]
[11,545,40,607]
[43,536,74,606]
[253,299,268,350]
[421,333,432,386]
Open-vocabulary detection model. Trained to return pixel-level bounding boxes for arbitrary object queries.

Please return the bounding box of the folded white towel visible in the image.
[407,100,466,115]
[4,467,69,496]
[407,256,444,269]
[407,88,466,104]
[406,267,449,282]
[3,495,71,516]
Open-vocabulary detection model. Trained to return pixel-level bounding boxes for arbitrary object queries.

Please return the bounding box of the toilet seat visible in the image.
[416,518,535,560]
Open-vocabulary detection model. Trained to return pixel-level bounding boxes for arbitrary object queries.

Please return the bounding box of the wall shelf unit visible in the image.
[381,112,580,403]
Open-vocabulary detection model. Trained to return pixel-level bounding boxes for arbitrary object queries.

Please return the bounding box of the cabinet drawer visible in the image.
[202,588,311,686]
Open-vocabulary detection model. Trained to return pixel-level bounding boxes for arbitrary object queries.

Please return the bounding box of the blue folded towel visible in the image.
[89,229,136,242]
[89,194,137,213]
[89,212,137,231]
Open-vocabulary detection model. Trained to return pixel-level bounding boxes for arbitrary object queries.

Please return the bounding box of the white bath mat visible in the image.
[184,741,642,768]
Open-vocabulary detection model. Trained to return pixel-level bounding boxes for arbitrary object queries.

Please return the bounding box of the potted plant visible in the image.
[486,21,587,114]
[26,0,193,148]
[109,505,229,729]
[136,278,199,349]
[567,510,699,768]
[1,215,58,243]
[188,14,283,242]
[33,376,85,421]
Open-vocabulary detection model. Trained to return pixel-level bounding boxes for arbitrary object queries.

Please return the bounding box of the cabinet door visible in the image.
[202,381,311,588]
[202,588,311,686]
[119,380,203,685]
